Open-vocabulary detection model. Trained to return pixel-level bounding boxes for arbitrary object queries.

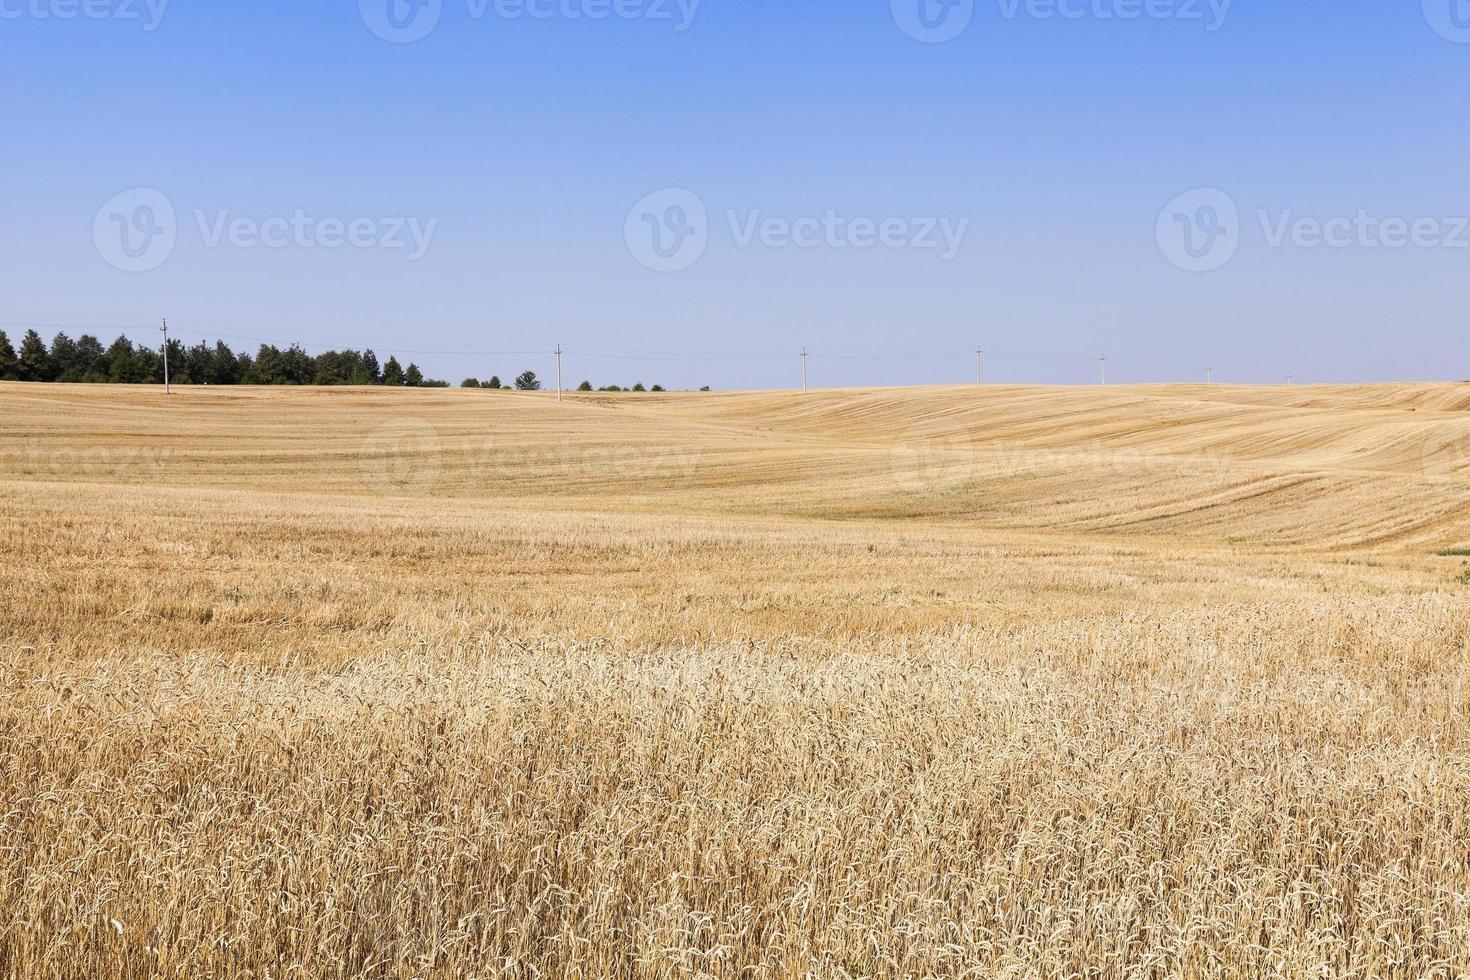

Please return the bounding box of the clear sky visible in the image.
[3,0,1468,389]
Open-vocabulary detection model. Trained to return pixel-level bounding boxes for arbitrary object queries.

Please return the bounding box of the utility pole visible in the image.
[1100,355,1107,386]
[555,344,563,402]
[160,318,170,395]
[976,347,983,386]
[801,347,808,394]
[1206,366,1213,384]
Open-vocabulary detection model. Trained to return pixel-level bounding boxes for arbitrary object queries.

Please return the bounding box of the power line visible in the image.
[0,311,1241,385]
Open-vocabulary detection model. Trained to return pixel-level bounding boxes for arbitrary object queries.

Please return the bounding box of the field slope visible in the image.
[2,382,1469,978]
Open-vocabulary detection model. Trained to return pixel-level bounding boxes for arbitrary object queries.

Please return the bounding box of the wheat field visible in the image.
[2,381,1470,978]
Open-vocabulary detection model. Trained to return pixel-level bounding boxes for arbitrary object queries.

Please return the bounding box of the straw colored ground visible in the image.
[2,381,1470,978]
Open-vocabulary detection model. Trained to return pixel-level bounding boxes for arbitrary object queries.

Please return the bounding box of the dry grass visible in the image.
[2,381,1470,978]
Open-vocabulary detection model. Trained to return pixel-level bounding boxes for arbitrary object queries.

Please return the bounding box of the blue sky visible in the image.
[2,0,1468,388]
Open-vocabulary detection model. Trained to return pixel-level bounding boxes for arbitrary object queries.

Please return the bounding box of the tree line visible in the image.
[0,332,452,387]
[0,328,454,388]
[0,328,701,392]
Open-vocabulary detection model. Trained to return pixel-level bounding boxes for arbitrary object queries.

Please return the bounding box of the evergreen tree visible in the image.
[49,332,80,381]
[514,371,541,391]
[106,336,143,383]
[577,380,593,391]
[404,363,424,387]
[382,357,405,386]
[164,338,192,384]
[361,349,382,384]
[461,378,481,388]
[17,330,54,382]
[483,376,502,389]
[75,335,107,381]
[209,341,243,385]
[313,349,349,386]
[136,346,163,384]
[280,344,314,385]
[0,330,17,380]
[184,342,213,384]
[243,345,284,384]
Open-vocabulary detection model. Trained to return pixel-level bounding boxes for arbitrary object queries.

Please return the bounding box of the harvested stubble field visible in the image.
[3,381,1470,979]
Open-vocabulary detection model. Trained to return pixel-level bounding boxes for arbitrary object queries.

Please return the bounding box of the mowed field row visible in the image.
[2,382,1470,978]
[5,381,1470,549]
